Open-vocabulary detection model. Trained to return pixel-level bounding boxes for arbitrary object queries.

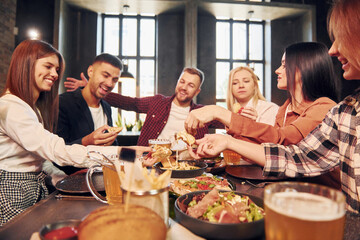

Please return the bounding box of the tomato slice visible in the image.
[198,183,210,190]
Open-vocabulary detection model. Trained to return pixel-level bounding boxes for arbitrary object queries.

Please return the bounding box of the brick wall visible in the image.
[0,0,16,92]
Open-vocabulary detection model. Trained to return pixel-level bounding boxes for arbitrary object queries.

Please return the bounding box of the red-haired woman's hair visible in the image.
[2,40,64,132]
[328,0,360,71]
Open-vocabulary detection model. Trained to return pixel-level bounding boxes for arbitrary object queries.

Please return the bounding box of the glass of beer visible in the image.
[148,139,171,148]
[222,150,243,165]
[86,163,123,205]
[264,182,346,240]
[102,164,123,204]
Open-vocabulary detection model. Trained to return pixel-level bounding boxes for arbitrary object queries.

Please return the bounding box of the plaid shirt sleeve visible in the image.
[262,91,360,213]
[104,92,156,113]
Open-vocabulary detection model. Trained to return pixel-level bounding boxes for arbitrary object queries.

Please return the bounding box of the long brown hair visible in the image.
[2,40,64,132]
[226,66,266,112]
[284,42,339,105]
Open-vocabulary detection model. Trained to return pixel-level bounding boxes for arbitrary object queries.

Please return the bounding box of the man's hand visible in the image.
[185,105,230,135]
[64,72,88,92]
[81,125,118,146]
[185,105,216,135]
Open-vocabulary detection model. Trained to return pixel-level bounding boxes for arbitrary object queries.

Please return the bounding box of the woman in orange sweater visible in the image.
[185,42,339,145]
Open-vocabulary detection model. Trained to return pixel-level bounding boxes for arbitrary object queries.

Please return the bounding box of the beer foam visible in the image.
[265,192,345,221]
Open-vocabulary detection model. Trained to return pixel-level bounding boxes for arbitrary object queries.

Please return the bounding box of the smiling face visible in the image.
[275,54,287,90]
[87,62,121,101]
[328,35,360,80]
[33,54,59,99]
[173,71,201,107]
[231,69,255,104]
[327,0,360,81]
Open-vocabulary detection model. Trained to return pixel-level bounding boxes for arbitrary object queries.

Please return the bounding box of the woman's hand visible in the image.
[240,107,258,121]
[188,134,231,159]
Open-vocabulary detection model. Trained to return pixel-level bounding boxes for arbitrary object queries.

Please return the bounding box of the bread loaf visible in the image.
[78,204,167,240]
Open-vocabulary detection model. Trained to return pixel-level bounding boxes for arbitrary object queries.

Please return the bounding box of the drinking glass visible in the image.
[86,164,123,205]
[148,139,171,148]
[121,186,169,227]
[264,182,346,240]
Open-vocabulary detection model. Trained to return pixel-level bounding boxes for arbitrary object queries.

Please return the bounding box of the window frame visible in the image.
[216,18,266,104]
[101,14,157,123]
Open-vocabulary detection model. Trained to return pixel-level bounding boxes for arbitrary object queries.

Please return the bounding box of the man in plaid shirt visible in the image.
[64,67,224,146]
[104,67,224,146]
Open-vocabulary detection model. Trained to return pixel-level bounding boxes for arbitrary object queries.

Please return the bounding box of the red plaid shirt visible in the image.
[105,93,224,146]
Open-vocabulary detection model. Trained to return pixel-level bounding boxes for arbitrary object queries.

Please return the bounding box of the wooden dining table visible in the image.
[0,165,359,240]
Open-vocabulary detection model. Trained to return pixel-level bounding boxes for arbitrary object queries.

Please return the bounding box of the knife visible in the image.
[55,194,95,200]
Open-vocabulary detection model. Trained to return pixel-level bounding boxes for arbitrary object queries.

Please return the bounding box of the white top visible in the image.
[0,93,118,173]
[158,102,190,141]
[89,105,107,130]
[246,98,279,126]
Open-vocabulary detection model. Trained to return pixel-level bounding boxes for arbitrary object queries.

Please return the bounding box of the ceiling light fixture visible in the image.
[247,10,254,20]
[119,4,134,81]
[123,4,130,15]
[28,28,40,40]
[120,63,134,80]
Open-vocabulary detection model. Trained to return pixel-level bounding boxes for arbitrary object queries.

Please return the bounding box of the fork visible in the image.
[245,180,272,188]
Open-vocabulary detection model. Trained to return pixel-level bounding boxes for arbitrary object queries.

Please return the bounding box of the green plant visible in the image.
[124,118,134,131]
[135,119,143,132]
[115,113,122,128]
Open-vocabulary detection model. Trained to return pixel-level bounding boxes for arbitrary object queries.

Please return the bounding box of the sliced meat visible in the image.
[186,189,220,218]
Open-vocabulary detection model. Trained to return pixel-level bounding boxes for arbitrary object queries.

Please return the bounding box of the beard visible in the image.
[175,90,193,104]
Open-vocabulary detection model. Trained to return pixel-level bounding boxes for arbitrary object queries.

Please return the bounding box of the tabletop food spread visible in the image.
[1,132,359,240]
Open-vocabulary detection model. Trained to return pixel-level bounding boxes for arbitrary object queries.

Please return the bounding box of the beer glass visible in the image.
[222,150,242,165]
[86,164,123,205]
[264,182,346,240]
[148,139,171,149]
[86,151,124,205]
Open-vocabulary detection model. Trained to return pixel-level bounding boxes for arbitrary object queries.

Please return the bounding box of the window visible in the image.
[215,19,265,107]
[102,14,156,128]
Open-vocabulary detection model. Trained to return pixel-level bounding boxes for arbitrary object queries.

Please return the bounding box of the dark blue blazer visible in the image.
[57,88,115,145]
[56,88,116,174]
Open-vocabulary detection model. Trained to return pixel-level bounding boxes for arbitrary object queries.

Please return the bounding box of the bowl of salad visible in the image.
[174,189,265,240]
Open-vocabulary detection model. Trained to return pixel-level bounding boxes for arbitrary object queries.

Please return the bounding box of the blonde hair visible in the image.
[226,66,266,112]
[328,0,360,71]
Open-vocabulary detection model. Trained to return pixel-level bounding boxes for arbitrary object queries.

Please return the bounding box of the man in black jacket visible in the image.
[56,53,122,174]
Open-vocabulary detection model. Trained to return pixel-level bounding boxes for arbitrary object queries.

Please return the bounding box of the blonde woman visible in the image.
[226,66,279,126]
